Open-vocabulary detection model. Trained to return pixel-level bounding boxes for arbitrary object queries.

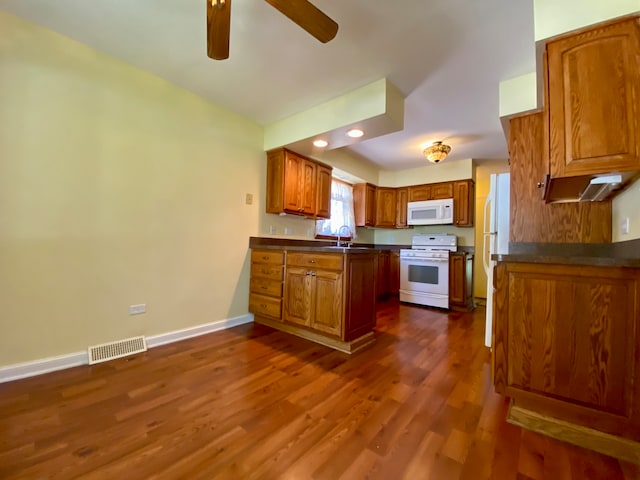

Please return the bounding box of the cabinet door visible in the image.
[365,184,377,226]
[395,187,408,228]
[431,182,454,199]
[316,164,332,219]
[547,17,640,177]
[448,253,466,305]
[408,184,432,202]
[299,159,317,215]
[375,187,397,227]
[283,267,312,327]
[376,251,390,298]
[453,180,474,227]
[311,270,343,336]
[493,262,640,438]
[389,251,400,295]
[510,113,612,243]
[283,152,303,213]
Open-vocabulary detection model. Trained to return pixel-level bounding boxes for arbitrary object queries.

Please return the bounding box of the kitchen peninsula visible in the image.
[248,238,379,354]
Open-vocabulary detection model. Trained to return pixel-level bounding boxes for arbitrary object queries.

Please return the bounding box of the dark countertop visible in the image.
[492,240,640,268]
[249,237,475,254]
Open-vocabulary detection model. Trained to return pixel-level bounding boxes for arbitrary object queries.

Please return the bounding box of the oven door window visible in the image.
[408,264,439,285]
[400,259,449,296]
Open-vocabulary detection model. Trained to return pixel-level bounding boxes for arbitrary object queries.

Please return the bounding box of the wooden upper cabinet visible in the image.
[316,164,332,219]
[266,148,332,217]
[453,180,474,227]
[547,16,640,178]
[408,182,453,201]
[408,184,432,202]
[395,187,408,228]
[353,183,377,227]
[510,112,612,243]
[375,187,397,227]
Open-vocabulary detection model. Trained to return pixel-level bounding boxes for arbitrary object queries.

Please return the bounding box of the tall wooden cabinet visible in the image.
[266,148,332,218]
[510,113,612,243]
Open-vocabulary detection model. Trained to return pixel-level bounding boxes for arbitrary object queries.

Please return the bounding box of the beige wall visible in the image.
[613,178,640,242]
[0,12,263,366]
[473,160,510,299]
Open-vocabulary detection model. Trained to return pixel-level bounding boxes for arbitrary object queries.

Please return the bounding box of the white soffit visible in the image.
[263,78,404,154]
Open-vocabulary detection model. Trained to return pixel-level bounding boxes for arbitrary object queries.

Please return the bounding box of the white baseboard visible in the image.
[0,351,88,384]
[146,313,254,348]
[0,313,254,384]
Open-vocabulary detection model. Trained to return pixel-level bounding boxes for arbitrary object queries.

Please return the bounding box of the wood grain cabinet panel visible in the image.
[547,16,640,178]
[354,183,377,227]
[395,188,408,228]
[316,164,332,219]
[509,113,612,243]
[407,184,432,202]
[493,262,640,442]
[453,180,474,227]
[449,252,474,311]
[249,249,284,321]
[375,187,397,227]
[252,248,377,353]
[266,148,332,217]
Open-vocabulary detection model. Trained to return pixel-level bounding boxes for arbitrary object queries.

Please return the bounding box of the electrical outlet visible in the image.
[621,217,630,235]
[129,304,146,315]
[269,225,276,234]
[245,193,253,205]
[284,227,293,235]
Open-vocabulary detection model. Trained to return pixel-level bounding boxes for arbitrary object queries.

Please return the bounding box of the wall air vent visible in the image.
[88,336,147,365]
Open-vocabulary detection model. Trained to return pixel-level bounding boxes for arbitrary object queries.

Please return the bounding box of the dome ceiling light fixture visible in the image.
[423,141,451,164]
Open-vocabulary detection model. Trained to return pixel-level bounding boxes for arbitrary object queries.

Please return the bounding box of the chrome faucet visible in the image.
[337,225,352,247]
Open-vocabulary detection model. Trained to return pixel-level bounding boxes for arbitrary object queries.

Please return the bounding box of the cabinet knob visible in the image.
[309,259,316,263]
[536,182,545,188]
[262,256,269,260]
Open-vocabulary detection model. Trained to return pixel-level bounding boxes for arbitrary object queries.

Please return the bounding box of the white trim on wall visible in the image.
[0,314,254,384]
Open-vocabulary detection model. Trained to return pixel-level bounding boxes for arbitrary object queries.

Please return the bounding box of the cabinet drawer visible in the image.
[250,277,282,297]
[251,264,283,281]
[249,294,282,319]
[251,249,284,265]
[286,252,343,270]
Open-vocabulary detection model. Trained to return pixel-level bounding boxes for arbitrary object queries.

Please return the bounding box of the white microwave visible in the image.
[407,198,453,225]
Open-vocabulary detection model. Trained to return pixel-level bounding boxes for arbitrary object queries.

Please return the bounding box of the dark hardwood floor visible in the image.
[1,300,637,479]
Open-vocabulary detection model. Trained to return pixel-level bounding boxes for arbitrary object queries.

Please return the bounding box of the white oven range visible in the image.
[399,234,457,309]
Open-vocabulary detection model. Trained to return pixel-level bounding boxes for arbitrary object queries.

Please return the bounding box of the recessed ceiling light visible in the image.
[346,128,364,138]
[313,139,328,148]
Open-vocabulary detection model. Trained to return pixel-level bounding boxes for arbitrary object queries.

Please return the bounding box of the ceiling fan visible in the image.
[207,0,339,60]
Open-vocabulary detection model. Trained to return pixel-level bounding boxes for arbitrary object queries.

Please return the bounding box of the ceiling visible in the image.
[0,0,536,170]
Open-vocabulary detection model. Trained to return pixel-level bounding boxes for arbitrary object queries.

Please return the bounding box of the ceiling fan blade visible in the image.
[207,0,231,60]
[264,0,338,43]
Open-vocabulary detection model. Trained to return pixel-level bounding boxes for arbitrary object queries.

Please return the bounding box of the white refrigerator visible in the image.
[483,173,510,348]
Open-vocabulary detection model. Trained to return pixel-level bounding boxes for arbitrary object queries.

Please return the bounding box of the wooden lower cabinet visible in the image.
[248,250,284,320]
[493,261,640,459]
[449,252,473,311]
[253,248,378,353]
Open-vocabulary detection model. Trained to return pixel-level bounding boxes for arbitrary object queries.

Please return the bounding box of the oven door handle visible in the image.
[401,258,449,263]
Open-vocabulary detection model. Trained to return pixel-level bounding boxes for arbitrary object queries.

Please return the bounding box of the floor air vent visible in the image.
[88,336,147,365]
